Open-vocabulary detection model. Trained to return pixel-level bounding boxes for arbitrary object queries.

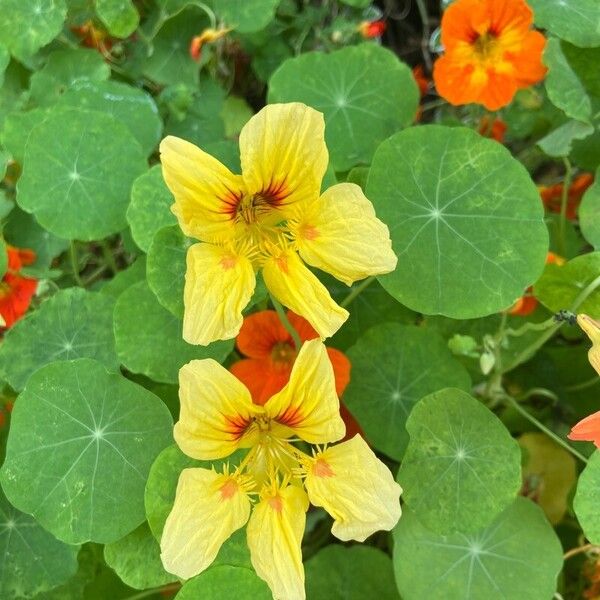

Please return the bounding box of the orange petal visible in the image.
[236,310,289,359]
[287,311,318,343]
[513,30,547,87]
[568,412,600,448]
[327,347,351,397]
[229,358,291,406]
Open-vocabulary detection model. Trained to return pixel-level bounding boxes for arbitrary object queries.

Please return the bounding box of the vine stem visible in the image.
[69,241,84,287]
[558,157,573,258]
[501,394,588,464]
[270,294,302,351]
[340,276,375,308]
[99,240,118,275]
[564,543,597,561]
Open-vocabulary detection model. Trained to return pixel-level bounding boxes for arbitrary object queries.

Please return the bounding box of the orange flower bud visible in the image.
[358,20,386,39]
[189,27,231,61]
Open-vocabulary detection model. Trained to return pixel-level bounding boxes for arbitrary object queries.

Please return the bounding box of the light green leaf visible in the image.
[221,95,253,138]
[393,498,563,600]
[176,565,270,599]
[579,168,600,249]
[1,108,49,164]
[573,128,600,171]
[305,545,398,600]
[0,359,173,544]
[397,388,522,534]
[99,257,146,300]
[214,0,280,33]
[268,44,418,171]
[574,451,600,543]
[58,80,162,156]
[344,324,471,460]
[17,106,147,240]
[104,523,177,590]
[114,281,233,384]
[29,49,110,107]
[0,237,7,279]
[529,0,600,48]
[534,252,600,317]
[0,489,79,599]
[146,225,189,318]
[339,0,370,6]
[0,44,9,86]
[95,0,139,38]
[0,287,119,391]
[367,125,548,318]
[127,167,176,253]
[537,119,594,157]
[0,0,67,60]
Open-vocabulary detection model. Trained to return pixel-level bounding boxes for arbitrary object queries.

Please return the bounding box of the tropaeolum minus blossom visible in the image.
[160,339,401,600]
[160,102,397,346]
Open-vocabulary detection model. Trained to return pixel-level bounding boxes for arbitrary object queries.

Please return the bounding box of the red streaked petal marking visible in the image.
[224,413,252,440]
[275,405,304,428]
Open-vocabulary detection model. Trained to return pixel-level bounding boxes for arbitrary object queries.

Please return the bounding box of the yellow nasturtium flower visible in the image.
[160,102,397,346]
[578,314,600,376]
[160,339,402,599]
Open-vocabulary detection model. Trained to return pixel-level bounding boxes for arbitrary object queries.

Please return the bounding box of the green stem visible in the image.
[123,583,181,600]
[340,276,375,308]
[99,240,119,275]
[501,394,588,464]
[505,316,556,338]
[565,377,600,393]
[69,242,84,287]
[414,0,432,71]
[270,294,302,351]
[558,157,573,258]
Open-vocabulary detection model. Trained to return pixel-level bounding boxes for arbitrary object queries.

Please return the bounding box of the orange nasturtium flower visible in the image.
[0,246,37,329]
[358,20,386,39]
[160,339,402,599]
[189,27,232,61]
[160,103,396,346]
[433,0,547,110]
[540,173,594,220]
[478,116,507,143]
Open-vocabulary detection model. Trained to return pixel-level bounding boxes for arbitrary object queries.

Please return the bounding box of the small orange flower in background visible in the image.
[0,246,37,329]
[433,0,546,110]
[412,65,429,98]
[71,21,113,53]
[189,27,231,61]
[540,173,594,220]
[230,310,363,439]
[508,252,563,316]
[358,20,386,39]
[478,115,507,143]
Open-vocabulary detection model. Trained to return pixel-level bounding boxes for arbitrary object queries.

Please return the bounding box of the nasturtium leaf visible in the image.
[534,252,600,317]
[221,95,253,137]
[1,108,48,164]
[0,359,173,544]
[268,44,419,171]
[58,80,162,156]
[99,257,146,300]
[214,0,280,33]
[146,225,188,317]
[537,120,594,157]
[339,0,370,6]
[0,0,67,60]
[397,388,522,534]
[305,545,398,600]
[393,499,563,600]
[165,96,226,147]
[0,147,8,180]
[529,0,600,48]
[0,287,118,391]
[17,106,147,240]
[0,238,7,279]
[114,281,233,384]
[29,49,110,107]
[0,489,79,599]
[176,565,270,599]
[367,125,548,318]
[574,451,600,543]
[0,62,28,130]
[104,523,177,590]
[344,324,471,460]
[0,44,9,86]
[573,128,600,172]
[95,0,139,38]
[127,167,176,253]
[579,170,600,249]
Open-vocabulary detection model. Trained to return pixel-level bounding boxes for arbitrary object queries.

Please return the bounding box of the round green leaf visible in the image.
[0,237,7,279]
[537,119,594,158]
[529,0,600,48]
[268,44,418,171]
[58,81,162,156]
[1,107,48,164]
[127,167,176,253]
[344,324,471,460]
[96,0,139,38]
[574,451,600,543]
[0,287,119,391]
[146,225,188,317]
[17,106,147,240]
[367,125,548,318]
[0,44,9,86]
[215,0,280,33]
[397,388,522,534]
[393,498,563,600]
[579,168,600,249]
[305,545,398,600]
[0,0,67,59]
[0,359,173,544]
[99,257,146,300]
[0,489,79,599]
[114,281,233,384]
[176,565,270,599]
[104,523,177,590]
[534,252,600,316]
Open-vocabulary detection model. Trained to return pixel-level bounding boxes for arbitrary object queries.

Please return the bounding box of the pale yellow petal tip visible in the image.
[578,314,600,344]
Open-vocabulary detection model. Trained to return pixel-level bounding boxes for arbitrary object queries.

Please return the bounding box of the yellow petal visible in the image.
[264,338,346,444]
[292,183,397,286]
[578,314,600,376]
[160,136,245,243]
[161,468,251,579]
[239,103,327,221]
[184,242,256,345]
[305,435,402,542]
[175,359,260,460]
[262,249,348,339]
[247,483,309,600]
